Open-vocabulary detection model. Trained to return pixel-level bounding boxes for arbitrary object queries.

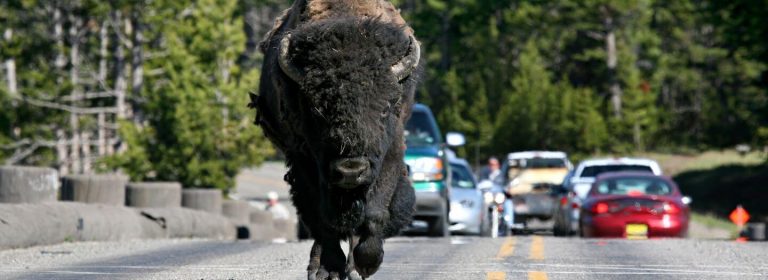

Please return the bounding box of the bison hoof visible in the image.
[310,266,344,280]
[346,269,363,280]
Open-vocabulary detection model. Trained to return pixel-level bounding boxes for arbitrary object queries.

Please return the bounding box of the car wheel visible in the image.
[553,224,565,237]
[428,200,450,237]
[480,209,492,237]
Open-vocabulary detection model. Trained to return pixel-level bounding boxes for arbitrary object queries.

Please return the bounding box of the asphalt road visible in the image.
[1,235,766,280]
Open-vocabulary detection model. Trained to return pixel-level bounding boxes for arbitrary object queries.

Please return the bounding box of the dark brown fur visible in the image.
[252,1,420,279]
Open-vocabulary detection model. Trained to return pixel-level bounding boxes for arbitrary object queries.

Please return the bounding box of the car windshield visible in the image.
[581,165,653,178]
[405,111,439,147]
[450,164,476,189]
[523,158,566,168]
[593,177,673,196]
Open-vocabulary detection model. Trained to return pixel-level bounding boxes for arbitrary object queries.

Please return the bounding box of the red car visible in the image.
[580,172,690,239]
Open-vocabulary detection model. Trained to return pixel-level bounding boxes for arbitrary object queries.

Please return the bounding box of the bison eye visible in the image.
[381,103,391,118]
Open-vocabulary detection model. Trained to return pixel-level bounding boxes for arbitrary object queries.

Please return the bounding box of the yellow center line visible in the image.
[528,271,548,280]
[495,236,516,260]
[487,271,506,280]
[529,236,544,260]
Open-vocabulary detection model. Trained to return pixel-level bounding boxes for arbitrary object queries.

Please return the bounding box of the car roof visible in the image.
[571,157,663,179]
[412,103,430,112]
[506,151,568,160]
[577,157,659,166]
[594,171,671,181]
[447,154,471,168]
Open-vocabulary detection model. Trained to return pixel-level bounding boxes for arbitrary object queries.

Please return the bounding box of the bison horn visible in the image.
[391,35,421,81]
[278,34,304,82]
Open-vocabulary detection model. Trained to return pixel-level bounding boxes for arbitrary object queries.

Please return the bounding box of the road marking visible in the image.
[487,271,506,280]
[529,236,544,260]
[495,237,516,259]
[528,271,548,280]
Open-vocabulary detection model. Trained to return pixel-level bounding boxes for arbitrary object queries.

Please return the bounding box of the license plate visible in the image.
[625,224,648,239]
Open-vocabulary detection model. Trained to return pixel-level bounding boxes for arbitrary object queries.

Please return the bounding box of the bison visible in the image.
[250,0,421,279]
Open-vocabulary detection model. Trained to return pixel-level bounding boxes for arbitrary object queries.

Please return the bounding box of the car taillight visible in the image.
[560,197,568,206]
[571,202,580,209]
[593,202,609,214]
[663,202,680,214]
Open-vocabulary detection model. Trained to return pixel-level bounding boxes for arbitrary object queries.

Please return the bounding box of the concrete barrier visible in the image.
[126,182,182,208]
[222,200,250,225]
[745,223,766,241]
[181,189,222,214]
[60,174,128,205]
[250,208,274,225]
[0,166,58,204]
[0,202,145,249]
[273,219,298,241]
[247,223,277,241]
[137,207,235,239]
[0,202,237,250]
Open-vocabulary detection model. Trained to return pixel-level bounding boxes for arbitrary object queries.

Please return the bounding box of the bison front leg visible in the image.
[353,174,415,278]
[308,239,347,280]
[345,235,363,280]
[352,232,384,278]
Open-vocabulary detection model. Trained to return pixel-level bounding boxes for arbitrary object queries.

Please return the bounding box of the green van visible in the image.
[404,104,465,236]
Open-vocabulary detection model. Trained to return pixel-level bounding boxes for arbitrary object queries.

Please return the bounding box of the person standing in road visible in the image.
[265,191,291,220]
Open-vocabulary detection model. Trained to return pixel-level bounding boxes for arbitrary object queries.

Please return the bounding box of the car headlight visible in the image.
[494,193,505,204]
[483,192,494,204]
[405,157,444,181]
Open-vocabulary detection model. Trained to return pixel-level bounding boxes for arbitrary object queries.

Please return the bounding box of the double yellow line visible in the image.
[487,236,548,280]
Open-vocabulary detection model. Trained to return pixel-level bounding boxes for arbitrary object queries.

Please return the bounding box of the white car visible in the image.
[569,158,662,199]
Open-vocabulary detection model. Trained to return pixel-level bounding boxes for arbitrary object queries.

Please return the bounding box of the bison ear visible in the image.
[391,35,421,81]
[248,92,259,109]
[278,34,305,82]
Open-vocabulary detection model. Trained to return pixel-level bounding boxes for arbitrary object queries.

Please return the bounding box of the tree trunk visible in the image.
[112,10,128,120]
[3,28,18,98]
[54,7,67,69]
[69,15,82,174]
[56,130,69,175]
[603,8,622,119]
[81,131,91,173]
[98,112,106,156]
[130,10,144,124]
[99,20,109,83]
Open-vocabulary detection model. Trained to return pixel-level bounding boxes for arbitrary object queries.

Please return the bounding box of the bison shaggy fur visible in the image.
[253,16,421,280]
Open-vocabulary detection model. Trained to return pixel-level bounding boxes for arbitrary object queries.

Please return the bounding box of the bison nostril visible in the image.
[336,158,369,173]
[331,157,372,188]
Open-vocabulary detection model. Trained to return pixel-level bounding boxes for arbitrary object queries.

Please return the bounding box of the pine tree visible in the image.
[104,0,273,192]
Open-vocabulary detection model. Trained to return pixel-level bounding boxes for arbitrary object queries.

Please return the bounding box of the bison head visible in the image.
[278,19,420,190]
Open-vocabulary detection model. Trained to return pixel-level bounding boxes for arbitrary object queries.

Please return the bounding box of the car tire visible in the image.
[553,225,565,237]
[428,200,450,237]
[479,209,492,237]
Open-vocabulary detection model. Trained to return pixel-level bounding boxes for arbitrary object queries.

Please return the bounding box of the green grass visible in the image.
[690,212,740,239]
[639,150,765,176]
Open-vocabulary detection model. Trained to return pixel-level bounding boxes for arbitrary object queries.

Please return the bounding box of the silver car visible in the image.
[448,157,487,235]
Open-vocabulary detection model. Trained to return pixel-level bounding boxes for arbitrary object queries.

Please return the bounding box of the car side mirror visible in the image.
[445,132,466,147]
[681,196,692,205]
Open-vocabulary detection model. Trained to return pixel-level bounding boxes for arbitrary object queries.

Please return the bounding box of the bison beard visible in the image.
[254,18,420,280]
